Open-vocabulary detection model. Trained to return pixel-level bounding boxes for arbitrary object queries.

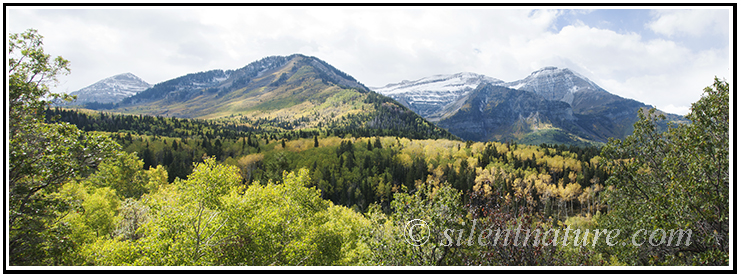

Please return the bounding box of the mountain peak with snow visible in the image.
[69,73,152,104]
[504,67,605,107]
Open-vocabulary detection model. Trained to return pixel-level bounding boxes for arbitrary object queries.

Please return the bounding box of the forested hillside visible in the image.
[9,29,729,267]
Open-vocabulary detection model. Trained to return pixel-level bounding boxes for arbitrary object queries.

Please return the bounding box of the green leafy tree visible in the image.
[8,29,119,265]
[368,181,466,265]
[135,157,241,265]
[214,168,370,265]
[9,29,71,131]
[597,78,729,265]
[79,187,121,238]
[88,152,165,199]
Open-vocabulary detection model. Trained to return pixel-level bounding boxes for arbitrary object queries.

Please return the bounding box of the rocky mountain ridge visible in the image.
[95,54,455,140]
[377,67,681,144]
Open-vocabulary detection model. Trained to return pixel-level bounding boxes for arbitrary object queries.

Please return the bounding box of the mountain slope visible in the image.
[111,54,457,140]
[67,73,151,104]
[372,72,503,121]
[503,66,628,114]
[505,67,686,141]
[436,84,590,143]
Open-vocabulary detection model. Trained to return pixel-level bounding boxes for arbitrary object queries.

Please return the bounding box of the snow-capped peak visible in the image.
[527,67,599,87]
[69,73,152,104]
[372,72,503,119]
[503,67,603,105]
[373,72,503,96]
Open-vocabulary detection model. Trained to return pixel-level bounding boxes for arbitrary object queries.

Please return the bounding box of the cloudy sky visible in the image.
[6,5,732,115]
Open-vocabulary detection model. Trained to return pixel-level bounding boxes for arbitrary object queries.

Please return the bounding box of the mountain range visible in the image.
[107,54,455,140]
[375,67,684,145]
[73,54,682,145]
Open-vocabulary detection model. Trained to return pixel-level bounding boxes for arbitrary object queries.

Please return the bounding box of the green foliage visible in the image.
[133,157,242,265]
[46,107,260,137]
[9,29,71,129]
[82,187,121,238]
[368,182,466,265]
[597,78,729,265]
[213,168,369,265]
[179,156,241,210]
[29,117,609,266]
[43,160,169,265]
[88,152,164,199]
[8,29,120,265]
[101,128,607,218]
[89,166,372,266]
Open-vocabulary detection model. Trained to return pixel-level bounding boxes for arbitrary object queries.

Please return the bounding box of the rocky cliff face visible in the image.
[437,84,584,142]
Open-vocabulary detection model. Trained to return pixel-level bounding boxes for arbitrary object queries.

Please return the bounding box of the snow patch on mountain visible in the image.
[375,72,502,96]
[373,72,503,119]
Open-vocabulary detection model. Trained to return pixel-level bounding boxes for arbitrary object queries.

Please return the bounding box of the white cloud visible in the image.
[647,9,730,37]
[660,104,691,116]
[460,17,728,116]
[5,6,730,116]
